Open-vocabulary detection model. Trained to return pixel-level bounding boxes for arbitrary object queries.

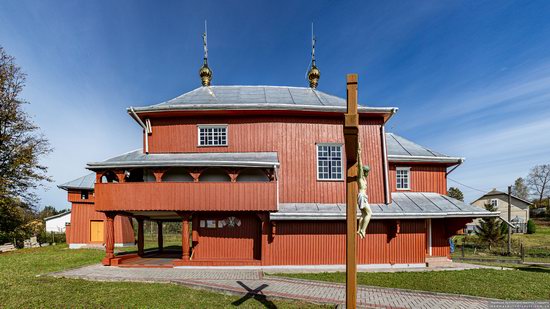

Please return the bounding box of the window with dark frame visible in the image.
[81,191,89,200]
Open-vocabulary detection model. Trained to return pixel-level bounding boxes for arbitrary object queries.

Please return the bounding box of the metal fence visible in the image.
[452,236,550,264]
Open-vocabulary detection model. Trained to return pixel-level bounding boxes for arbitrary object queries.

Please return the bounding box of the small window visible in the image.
[317,144,343,180]
[81,191,89,200]
[198,125,227,146]
[490,199,498,207]
[396,167,410,190]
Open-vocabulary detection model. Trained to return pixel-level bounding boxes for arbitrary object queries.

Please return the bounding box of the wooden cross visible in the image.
[344,73,359,308]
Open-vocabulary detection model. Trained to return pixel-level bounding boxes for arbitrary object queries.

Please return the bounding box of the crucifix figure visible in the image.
[356,143,372,239]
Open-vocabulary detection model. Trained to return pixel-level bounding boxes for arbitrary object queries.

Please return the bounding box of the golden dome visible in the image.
[199,60,212,87]
[308,62,320,89]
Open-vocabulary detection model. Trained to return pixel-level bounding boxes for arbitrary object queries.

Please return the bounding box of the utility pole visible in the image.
[344,74,359,308]
[508,186,512,255]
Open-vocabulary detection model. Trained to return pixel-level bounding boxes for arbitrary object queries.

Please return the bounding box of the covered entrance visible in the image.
[108,211,266,267]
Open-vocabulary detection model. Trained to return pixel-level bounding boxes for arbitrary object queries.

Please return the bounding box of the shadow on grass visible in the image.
[232,281,276,308]
[516,265,550,274]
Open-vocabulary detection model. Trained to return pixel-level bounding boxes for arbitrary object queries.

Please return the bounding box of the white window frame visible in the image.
[316,143,344,181]
[197,124,228,147]
[396,167,411,190]
[490,199,498,207]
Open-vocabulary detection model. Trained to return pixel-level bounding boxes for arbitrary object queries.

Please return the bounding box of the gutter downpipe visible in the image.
[381,108,396,205]
[381,125,390,204]
[129,107,149,154]
[446,158,464,176]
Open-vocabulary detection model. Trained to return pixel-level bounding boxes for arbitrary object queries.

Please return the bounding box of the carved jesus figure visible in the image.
[357,143,372,239]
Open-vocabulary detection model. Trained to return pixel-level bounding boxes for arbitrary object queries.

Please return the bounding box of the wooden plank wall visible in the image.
[389,164,447,194]
[95,182,277,211]
[147,115,386,204]
[263,220,426,265]
[69,202,134,245]
[431,219,451,257]
[192,214,260,260]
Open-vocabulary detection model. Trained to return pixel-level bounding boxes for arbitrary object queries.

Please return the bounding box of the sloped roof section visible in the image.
[473,189,533,208]
[131,86,397,115]
[385,133,463,164]
[58,173,96,191]
[272,192,498,220]
[87,150,279,170]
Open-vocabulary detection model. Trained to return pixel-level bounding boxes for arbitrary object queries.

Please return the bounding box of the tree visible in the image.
[38,205,61,220]
[527,164,550,205]
[476,203,506,250]
[512,177,529,201]
[0,46,51,243]
[447,187,464,201]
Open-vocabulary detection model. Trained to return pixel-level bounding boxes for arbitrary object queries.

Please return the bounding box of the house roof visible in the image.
[130,85,398,116]
[58,173,96,191]
[473,189,533,208]
[44,211,71,221]
[271,192,498,220]
[385,133,463,164]
[87,150,279,170]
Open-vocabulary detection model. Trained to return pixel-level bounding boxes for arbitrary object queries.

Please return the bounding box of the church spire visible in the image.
[307,22,320,89]
[199,20,212,86]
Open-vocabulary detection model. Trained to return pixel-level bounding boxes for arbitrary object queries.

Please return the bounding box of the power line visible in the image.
[447,177,488,193]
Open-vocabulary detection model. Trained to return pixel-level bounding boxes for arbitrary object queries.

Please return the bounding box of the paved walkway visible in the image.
[49,264,541,308]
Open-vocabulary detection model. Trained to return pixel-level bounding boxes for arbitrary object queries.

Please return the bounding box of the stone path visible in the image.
[50,265,545,308]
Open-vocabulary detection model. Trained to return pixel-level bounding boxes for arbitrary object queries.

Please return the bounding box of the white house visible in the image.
[44,211,71,233]
[468,189,531,233]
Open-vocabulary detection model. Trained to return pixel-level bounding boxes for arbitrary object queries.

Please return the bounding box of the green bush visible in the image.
[527,219,536,234]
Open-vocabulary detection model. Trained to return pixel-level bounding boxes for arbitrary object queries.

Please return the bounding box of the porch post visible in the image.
[102,212,116,266]
[180,213,191,260]
[157,221,163,252]
[257,213,269,264]
[137,218,144,257]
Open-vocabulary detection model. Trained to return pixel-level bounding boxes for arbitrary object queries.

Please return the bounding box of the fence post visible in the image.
[520,243,525,263]
[461,239,465,258]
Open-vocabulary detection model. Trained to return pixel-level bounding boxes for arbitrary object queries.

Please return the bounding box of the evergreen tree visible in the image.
[447,187,464,201]
[476,202,506,250]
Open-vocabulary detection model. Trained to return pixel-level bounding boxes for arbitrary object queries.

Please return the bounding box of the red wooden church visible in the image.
[59,44,495,267]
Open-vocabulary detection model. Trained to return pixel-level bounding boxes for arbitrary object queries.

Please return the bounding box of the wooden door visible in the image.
[90,220,104,243]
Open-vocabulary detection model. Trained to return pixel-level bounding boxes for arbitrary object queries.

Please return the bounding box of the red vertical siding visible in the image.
[192,214,260,260]
[69,202,134,245]
[431,219,450,257]
[146,116,385,204]
[264,220,426,265]
[389,164,447,194]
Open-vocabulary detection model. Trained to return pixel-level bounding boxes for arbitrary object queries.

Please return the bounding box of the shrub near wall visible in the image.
[527,220,536,234]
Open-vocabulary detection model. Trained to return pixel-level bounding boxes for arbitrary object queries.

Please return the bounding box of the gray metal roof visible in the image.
[44,210,71,221]
[385,133,463,164]
[130,86,398,115]
[271,192,498,220]
[58,173,96,191]
[87,150,279,170]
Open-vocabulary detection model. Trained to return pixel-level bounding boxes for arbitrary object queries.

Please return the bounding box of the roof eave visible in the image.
[270,211,499,221]
[388,155,465,165]
[86,161,281,171]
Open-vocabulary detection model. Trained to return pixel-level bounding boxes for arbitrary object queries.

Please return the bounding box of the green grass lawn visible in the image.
[0,245,323,308]
[277,265,550,300]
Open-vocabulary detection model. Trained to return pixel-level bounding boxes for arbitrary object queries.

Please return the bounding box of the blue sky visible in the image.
[1,1,550,209]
